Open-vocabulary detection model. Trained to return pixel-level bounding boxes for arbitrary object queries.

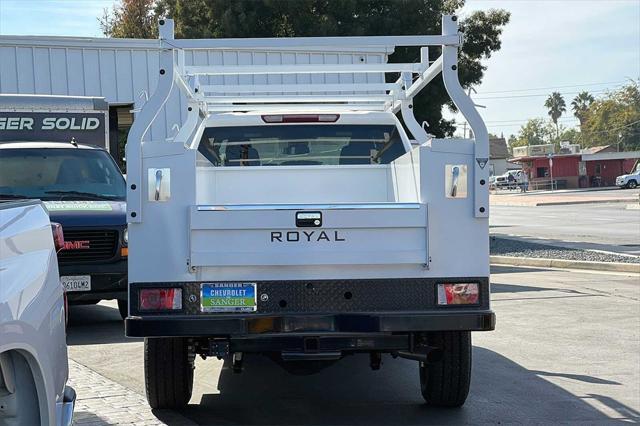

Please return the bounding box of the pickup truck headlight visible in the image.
[121,227,129,257]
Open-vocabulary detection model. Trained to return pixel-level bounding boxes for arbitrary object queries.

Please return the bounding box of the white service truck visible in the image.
[124,16,495,409]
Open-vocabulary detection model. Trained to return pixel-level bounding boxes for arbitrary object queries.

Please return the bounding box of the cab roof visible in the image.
[0,141,103,150]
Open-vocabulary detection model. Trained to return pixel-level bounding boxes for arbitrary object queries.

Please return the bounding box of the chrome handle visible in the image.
[154,169,163,201]
[450,166,459,197]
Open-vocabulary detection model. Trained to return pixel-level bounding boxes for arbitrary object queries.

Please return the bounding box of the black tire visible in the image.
[117,299,128,320]
[419,331,471,407]
[628,180,637,189]
[144,337,194,409]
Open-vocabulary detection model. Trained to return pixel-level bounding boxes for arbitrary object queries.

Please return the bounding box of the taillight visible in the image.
[437,283,479,306]
[51,222,64,253]
[261,114,339,123]
[139,288,183,311]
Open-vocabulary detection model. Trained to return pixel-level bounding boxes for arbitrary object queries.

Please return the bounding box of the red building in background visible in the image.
[511,145,639,189]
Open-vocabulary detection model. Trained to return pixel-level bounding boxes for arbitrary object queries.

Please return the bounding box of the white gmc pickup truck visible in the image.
[124,15,494,409]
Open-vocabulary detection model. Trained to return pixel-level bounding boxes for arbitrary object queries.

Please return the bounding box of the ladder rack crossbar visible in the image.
[199,83,399,94]
[204,103,390,112]
[183,63,424,76]
[205,95,393,104]
[166,34,460,50]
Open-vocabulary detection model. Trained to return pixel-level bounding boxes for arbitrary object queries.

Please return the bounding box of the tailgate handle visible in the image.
[154,169,163,201]
[450,166,460,197]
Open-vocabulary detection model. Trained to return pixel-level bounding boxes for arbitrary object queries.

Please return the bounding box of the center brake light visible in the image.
[139,288,183,311]
[261,114,340,123]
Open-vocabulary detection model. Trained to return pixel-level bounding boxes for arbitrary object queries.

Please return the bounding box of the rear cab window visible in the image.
[197,124,406,167]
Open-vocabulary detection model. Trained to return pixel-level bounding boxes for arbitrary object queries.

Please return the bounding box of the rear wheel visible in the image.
[117,299,128,320]
[144,337,194,409]
[419,331,471,407]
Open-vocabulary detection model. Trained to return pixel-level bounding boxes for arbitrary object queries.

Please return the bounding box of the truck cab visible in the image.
[125,15,494,409]
[0,142,129,318]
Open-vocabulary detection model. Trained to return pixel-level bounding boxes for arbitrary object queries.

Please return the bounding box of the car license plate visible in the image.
[61,275,91,292]
[201,283,257,313]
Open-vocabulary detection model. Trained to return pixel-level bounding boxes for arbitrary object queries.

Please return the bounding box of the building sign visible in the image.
[0,112,107,147]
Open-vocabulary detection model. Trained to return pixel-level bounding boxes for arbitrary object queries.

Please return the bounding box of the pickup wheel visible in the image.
[628,180,637,189]
[419,331,471,407]
[144,337,194,409]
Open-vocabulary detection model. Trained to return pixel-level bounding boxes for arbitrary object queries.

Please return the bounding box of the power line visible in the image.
[482,116,577,124]
[582,119,640,135]
[476,80,629,95]
[475,88,612,100]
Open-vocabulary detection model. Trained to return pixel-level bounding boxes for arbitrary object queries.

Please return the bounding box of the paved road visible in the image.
[491,202,640,255]
[66,266,640,425]
[491,187,640,205]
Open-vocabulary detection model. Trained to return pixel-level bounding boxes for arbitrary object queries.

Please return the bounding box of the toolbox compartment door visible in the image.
[189,203,427,267]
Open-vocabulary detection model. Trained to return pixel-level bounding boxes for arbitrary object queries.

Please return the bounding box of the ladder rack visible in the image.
[126,15,490,222]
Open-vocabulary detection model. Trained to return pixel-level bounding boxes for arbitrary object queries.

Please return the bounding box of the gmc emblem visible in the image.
[63,240,90,250]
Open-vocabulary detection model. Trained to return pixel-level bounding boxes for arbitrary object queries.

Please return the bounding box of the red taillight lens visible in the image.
[51,222,64,252]
[437,283,479,306]
[139,288,183,311]
[261,114,339,123]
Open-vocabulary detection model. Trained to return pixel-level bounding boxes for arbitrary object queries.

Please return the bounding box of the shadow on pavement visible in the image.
[490,265,551,274]
[491,283,555,293]
[530,370,621,385]
[72,411,111,426]
[173,348,631,425]
[66,303,140,346]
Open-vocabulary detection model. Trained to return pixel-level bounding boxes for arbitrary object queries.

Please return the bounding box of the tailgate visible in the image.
[189,203,427,267]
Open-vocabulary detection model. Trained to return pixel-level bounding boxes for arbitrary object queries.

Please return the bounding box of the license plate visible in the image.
[201,283,257,313]
[61,275,91,292]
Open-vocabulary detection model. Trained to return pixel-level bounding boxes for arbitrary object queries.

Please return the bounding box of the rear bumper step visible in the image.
[125,311,495,337]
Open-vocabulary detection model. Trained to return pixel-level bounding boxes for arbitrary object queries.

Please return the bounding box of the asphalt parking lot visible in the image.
[66,266,640,425]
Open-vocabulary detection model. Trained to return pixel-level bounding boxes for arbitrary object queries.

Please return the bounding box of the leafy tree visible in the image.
[99,0,158,39]
[571,91,595,128]
[544,91,566,138]
[511,118,552,147]
[558,127,580,145]
[581,81,640,151]
[100,0,510,138]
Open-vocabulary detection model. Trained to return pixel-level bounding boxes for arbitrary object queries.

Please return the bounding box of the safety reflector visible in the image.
[139,288,182,311]
[437,283,479,305]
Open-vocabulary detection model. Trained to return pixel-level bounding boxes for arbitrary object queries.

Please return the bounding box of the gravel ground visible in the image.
[490,236,640,264]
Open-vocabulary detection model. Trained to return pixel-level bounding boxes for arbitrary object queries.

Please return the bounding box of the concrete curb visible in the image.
[490,255,640,273]
[491,198,637,207]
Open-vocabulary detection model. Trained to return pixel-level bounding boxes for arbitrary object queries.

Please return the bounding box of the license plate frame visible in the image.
[200,283,257,313]
[61,275,91,292]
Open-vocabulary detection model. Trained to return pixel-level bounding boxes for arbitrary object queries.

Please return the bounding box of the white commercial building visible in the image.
[0,34,386,160]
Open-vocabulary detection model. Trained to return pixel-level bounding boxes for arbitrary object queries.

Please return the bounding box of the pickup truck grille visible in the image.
[58,229,118,264]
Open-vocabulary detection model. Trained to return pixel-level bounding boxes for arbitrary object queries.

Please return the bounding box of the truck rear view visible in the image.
[125,15,494,409]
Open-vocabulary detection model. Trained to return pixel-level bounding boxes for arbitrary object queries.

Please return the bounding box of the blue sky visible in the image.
[0,0,638,139]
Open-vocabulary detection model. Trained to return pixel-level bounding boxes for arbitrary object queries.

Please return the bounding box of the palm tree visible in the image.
[571,91,595,128]
[544,92,566,139]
